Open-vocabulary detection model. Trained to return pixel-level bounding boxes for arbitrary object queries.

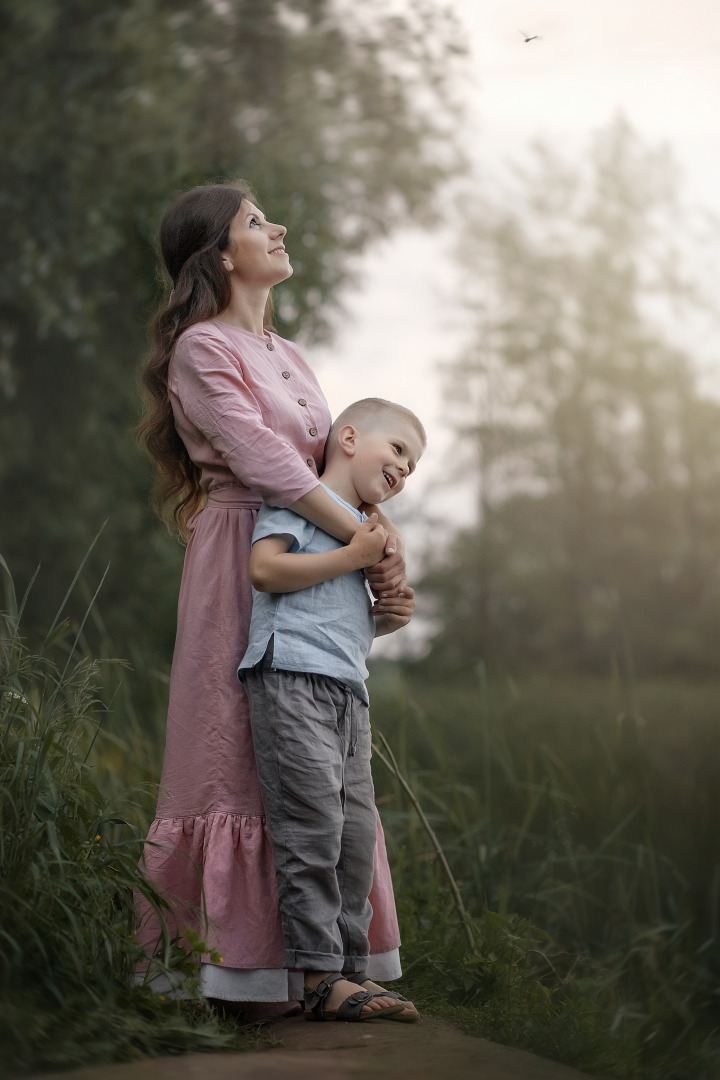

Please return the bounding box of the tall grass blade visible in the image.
[373,728,475,950]
[44,521,107,641]
[0,552,17,619]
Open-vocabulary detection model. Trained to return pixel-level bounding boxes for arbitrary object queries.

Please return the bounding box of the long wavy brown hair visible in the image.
[138,181,274,537]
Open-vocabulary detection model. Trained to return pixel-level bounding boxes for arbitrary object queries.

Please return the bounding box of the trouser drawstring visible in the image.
[341,684,357,757]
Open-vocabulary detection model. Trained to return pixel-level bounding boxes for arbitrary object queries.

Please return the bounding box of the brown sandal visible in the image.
[304,973,405,1022]
[359,981,419,1023]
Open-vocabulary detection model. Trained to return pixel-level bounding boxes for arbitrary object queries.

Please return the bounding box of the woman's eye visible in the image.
[250,217,261,228]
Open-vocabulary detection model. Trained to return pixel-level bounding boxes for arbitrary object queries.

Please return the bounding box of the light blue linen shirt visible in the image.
[238,485,375,704]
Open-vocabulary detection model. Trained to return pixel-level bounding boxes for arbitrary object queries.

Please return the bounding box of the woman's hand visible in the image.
[364,528,406,596]
[372,585,415,636]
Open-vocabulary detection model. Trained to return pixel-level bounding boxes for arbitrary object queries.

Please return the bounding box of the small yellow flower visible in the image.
[218,956,224,963]
[94,835,101,841]
[159,995,166,1001]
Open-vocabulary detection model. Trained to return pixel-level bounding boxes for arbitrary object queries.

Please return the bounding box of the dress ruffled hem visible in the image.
[135,809,401,972]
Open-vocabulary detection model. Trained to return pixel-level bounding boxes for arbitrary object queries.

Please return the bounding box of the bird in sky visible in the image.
[519,30,541,42]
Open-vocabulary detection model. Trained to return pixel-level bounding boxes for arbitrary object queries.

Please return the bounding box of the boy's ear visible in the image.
[336,424,358,456]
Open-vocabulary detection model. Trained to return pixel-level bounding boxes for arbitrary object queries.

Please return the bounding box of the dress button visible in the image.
[298,398,307,407]
[309,427,318,437]
[306,458,314,468]
[281,371,291,379]
[266,342,275,351]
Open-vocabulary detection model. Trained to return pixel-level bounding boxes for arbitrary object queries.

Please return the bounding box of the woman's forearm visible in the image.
[369,506,399,552]
[289,485,361,543]
[360,503,402,551]
[290,489,405,591]
[361,503,406,592]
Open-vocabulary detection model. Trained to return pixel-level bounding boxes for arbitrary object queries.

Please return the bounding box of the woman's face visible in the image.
[221,201,293,288]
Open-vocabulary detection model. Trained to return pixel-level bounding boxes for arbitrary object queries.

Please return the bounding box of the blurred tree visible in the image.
[424,118,720,674]
[0,0,463,656]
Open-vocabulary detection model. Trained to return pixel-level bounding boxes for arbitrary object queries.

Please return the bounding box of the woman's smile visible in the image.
[223,202,293,286]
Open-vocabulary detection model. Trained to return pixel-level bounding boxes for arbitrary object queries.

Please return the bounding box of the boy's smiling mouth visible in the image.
[383,471,396,490]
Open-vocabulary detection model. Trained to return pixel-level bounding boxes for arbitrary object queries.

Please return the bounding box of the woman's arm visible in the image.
[289,491,407,594]
[361,503,407,594]
[370,505,402,555]
[172,330,328,508]
[288,486,365,543]
[172,332,402,553]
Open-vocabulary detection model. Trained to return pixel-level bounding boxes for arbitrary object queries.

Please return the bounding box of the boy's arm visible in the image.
[250,517,388,594]
[372,585,416,637]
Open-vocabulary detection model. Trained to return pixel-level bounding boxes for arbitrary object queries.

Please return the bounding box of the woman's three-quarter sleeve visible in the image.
[170,329,322,507]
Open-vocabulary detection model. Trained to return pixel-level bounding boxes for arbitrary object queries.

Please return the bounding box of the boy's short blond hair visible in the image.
[327,398,426,453]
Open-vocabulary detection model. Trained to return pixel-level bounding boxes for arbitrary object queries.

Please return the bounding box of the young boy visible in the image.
[238,397,425,1023]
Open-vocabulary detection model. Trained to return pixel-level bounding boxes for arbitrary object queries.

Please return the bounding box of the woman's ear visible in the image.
[221,254,234,272]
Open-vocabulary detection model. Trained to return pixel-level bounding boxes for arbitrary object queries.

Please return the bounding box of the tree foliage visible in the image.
[0,0,463,653]
[425,118,720,674]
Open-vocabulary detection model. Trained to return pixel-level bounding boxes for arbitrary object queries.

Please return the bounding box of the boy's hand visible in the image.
[371,585,415,635]
[348,515,388,569]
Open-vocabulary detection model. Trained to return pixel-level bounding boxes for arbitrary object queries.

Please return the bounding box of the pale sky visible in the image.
[304,0,720,646]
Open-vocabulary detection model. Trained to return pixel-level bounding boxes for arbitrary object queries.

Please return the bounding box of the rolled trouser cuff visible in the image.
[286,950,345,971]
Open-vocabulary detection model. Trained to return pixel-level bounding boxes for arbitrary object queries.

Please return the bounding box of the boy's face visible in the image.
[345,417,424,506]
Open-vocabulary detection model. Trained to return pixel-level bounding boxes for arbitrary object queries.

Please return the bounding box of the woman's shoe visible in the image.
[206,998,302,1021]
[240,1000,303,1021]
[304,973,405,1022]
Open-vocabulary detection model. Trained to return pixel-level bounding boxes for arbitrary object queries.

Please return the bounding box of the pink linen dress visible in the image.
[135,319,401,1000]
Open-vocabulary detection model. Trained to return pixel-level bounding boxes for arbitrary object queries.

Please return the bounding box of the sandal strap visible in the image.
[369,989,410,1002]
[304,972,344,1017]
[335,988,375,1021]
[359,980,410,1003]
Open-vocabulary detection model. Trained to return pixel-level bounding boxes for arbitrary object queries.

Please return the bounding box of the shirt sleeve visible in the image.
[252,504,315,553]
[170,328,321,507]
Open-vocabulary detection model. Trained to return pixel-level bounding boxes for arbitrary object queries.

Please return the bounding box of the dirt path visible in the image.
[38,1015,598,1080]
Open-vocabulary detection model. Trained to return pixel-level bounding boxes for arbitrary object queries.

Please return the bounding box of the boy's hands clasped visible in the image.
[347,516,415,637]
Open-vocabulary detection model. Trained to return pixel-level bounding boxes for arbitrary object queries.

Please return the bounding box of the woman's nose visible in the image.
[270,221,287,238]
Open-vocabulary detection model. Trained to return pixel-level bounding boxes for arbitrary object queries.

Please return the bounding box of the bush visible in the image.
[0,555,257,1073]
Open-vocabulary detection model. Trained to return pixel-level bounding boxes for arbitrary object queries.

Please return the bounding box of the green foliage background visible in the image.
[424,118,720,677]
[409,119,720,1076]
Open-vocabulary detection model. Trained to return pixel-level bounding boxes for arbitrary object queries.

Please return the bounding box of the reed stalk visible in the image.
[373,727,475,951]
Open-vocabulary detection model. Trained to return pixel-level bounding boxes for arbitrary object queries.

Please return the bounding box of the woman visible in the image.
[136,181,415,1020]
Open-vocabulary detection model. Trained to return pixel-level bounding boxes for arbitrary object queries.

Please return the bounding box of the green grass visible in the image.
[4,547,719,1077]
[368,661,720,1078]
[0,558,268,1074]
